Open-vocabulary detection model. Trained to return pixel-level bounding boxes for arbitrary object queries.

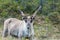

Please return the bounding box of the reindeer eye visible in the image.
[25,19,27,22]
[23,17,27,22]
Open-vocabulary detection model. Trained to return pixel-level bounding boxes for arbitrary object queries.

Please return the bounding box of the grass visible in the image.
[0,24,60,40]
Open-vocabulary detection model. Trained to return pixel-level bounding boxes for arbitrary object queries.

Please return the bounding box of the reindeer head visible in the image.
[18,6,41,28]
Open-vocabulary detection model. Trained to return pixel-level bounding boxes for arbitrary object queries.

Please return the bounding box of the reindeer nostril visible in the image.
[27,27,29,29]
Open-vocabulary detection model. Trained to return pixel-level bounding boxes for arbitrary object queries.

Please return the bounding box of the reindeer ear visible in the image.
[30,16,35,22]
[31,16,35,20]
[22,16,27,19]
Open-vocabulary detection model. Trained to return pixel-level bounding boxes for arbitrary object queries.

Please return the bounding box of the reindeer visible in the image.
[2,6,41,40]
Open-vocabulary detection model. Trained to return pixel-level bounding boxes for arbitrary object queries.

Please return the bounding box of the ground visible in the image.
[0,24,60,40]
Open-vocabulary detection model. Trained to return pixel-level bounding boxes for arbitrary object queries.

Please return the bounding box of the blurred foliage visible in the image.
[0,0,60,26]
[1,0,60,28]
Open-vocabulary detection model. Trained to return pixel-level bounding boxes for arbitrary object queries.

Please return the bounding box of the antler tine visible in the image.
[17,6,25,17]
[32,6,41,18]
[18,9,25,17]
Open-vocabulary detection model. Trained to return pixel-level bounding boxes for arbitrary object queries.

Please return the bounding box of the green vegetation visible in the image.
[0,0,60,40]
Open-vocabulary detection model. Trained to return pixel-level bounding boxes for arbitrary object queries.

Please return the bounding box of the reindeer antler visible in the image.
[32,6,41,18]
[17,6,25,17]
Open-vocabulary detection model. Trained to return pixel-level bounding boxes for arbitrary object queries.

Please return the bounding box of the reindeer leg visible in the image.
[29,26,34,40]
[18,34,22,40]
[8,29,10,36]
[2,27,8,40]
[18,37,22,40]
[29,35,34,40]
[18,31,22,40]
